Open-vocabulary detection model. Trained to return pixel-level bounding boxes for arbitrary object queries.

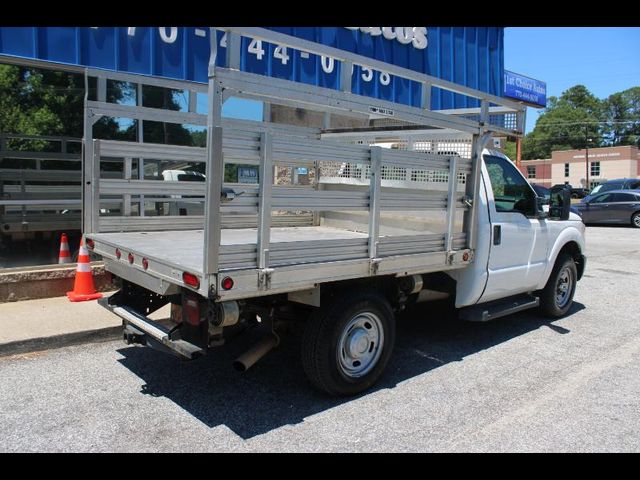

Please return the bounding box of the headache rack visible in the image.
[83,27,525,301]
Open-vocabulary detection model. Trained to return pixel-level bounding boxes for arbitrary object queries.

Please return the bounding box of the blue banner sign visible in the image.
[0,27,505,110]
[237,166,258,184]
[503,70,546,107]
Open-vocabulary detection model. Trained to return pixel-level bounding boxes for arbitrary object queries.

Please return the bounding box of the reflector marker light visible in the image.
[221,277,234,290]
[182,272,200,289]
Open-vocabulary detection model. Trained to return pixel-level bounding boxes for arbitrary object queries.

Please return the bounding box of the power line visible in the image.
[535,119,640,127]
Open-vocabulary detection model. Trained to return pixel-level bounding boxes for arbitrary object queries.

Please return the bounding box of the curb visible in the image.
[0,262,114,303]
[0,326,122,358]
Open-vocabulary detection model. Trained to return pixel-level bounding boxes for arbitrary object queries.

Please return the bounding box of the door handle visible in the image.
[493,225,501,245]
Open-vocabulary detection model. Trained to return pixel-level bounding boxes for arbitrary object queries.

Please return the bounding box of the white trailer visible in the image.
[84,28,586,396]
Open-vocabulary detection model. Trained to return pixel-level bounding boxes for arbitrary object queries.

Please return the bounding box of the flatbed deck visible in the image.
[89,225,469,301]
[90,226,368,273]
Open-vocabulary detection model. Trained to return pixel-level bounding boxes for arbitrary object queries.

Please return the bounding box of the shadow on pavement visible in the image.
[116,300,586,439]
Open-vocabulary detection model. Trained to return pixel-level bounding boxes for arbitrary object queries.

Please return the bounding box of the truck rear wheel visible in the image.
[301,290,395,396]
[539,254,577,318]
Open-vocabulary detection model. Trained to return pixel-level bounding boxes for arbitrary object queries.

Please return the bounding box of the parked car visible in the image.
[551,184,590,199]
[583,178,640,203]
[531,183,550,200]
[569,187,590,199]
[571,189,640,228]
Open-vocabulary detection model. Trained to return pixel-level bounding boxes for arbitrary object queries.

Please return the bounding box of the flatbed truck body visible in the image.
[82,27,586,395]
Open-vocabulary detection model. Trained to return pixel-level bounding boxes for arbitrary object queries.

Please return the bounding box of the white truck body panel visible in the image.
[450,149,586,308]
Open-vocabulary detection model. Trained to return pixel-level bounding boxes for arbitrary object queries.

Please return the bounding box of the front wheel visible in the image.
[539,254,577,318]
[301,290,395,396]
[631,212,640,229]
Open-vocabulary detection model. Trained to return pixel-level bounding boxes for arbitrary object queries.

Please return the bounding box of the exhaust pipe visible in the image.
[233,333,279,372]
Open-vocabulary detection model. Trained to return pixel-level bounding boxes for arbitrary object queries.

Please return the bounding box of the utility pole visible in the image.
[585,124,590,190]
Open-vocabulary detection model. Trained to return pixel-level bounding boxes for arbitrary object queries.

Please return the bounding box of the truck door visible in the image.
[480,153,550,302]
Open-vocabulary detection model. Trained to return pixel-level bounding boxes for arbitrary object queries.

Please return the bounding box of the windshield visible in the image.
[594,182,622,195]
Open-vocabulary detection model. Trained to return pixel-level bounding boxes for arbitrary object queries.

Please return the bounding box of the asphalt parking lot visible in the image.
[0,225,639,452]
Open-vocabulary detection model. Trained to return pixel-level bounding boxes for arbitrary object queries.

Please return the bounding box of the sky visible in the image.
[210,27,640,133]
[504,27,640,133]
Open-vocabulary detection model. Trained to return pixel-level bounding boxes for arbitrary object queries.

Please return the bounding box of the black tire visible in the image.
[539,254,577,318]
[301,290,395,397]
[631,212,640,229]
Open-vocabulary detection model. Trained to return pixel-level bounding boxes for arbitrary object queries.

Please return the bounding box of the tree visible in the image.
[0,64,205,148]
[522,85,604,160]
[522,84,640,159]
[0,64,136,150]
[602,87,640,147]
[0,65,82,147]
[502,140,517,160]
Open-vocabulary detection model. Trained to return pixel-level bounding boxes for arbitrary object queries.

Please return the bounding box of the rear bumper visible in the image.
[98,296,204,360]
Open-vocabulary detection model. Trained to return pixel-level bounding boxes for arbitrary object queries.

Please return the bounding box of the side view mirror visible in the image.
[536,197,549,219]
[549,185,571,220]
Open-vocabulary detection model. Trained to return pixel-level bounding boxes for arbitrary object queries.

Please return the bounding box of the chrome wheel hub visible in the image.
[555,267,573,309]
[337,312,384,378]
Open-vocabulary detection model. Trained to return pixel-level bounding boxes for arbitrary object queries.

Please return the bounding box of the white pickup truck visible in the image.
[82,28,586,396]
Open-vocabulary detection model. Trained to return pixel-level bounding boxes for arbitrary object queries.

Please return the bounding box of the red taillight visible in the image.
[183,295,201,326]
[142,258,149,270]
[182,272,200,289]
[86,238,95,250]
[115,248,121,260]
[128,253,134,264]
[221,276,234,290]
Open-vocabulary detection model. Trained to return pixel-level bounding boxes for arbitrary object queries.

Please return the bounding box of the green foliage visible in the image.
[502,140,517,161]
[0,64,84,150]
[602,87,640,147]
[522,84,639,160]
[0,65,207,151]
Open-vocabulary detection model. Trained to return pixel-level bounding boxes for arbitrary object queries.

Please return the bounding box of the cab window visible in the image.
[484,154,536,216]
[612,192,638,202]
[590,193,614,203]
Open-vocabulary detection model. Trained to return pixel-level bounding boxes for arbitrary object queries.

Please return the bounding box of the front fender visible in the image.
[537,223,586,290]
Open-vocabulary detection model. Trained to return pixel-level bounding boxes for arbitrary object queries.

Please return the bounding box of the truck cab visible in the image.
[452,149,585,318]
[161,169,206,217]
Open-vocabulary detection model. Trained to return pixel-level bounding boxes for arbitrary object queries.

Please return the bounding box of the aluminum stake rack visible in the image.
[84,27,525,302]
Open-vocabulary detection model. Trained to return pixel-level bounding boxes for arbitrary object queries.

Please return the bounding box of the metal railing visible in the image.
[81,27,526,296]
[0,134,84,233]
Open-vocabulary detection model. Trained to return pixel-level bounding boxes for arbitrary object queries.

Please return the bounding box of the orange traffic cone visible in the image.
[58,233,72,264]
[66,237,103,302]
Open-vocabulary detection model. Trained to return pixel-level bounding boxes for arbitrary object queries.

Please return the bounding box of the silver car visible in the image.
[572,189,640,228]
